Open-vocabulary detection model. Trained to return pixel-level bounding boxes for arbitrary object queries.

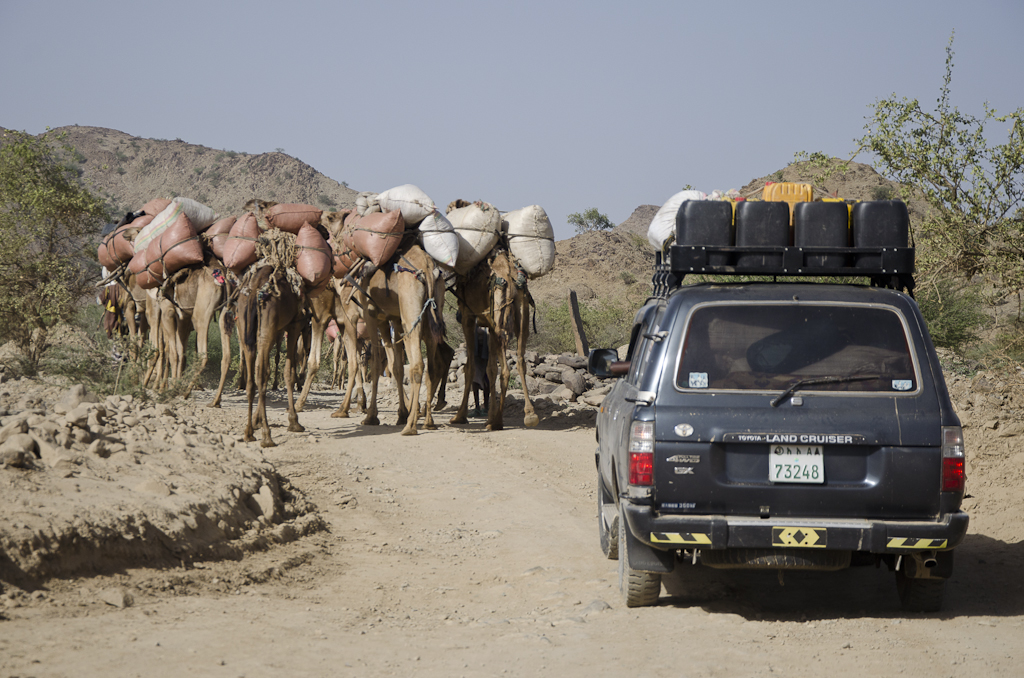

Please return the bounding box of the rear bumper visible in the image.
[622,503,969,553]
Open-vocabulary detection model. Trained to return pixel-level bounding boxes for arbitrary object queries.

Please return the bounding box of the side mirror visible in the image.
[588,348,629,378]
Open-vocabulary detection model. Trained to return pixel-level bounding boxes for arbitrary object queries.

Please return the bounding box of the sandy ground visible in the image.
[1,376,1023,678]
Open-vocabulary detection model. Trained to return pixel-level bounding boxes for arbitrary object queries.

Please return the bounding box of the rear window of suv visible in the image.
[676,302,917,394]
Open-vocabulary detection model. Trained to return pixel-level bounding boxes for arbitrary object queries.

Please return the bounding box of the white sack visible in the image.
[377,184,435,226]
[134,199,184,253]
[356,191,381,216]
[504,205,555,278]
[648,189,708,251]
[174,196,217,231]
[418,210,459,268]
[449,202,502,275]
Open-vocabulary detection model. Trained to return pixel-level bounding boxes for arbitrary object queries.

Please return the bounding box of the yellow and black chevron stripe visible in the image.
[650,532,712,545]
[887,537,948,549]
[772,526,827,548]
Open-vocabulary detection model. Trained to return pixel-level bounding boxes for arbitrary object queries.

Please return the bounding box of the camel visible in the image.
[137,260,231,399]
[449,249,539,431]
[352,244,447,435]
[236,263,306,447]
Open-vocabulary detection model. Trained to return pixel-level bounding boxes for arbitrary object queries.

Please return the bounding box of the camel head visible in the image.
[121,226,142,243]
[243,198,278,215]
[320,210,352,240]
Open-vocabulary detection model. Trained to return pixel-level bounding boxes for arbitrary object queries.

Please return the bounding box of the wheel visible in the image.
[895,569,946,612]
[598,475,618,560]
[618,504,661,607]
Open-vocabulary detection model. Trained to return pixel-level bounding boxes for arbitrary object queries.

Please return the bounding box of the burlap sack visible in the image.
[98,216,152,268]
[343,209,405,267]
[140,198,172,217]
[134,200,184,253]
[295,222,333,290]
[449,202,501,274]
[174,197,217,231]
[205,216,236,260]
[377,184,435,226]
[266,203,323,234]
[504,205,555,278]
[223,213,260,273]
[158,212,204,275]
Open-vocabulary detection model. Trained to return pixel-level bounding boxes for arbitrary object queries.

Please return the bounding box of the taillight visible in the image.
[941,426,966,492]
[628,421,654,485]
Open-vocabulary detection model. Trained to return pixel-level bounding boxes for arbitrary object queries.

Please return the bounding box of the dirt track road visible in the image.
[2,388,1023,677]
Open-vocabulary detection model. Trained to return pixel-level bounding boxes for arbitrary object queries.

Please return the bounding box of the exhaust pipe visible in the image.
[923,551,938,569]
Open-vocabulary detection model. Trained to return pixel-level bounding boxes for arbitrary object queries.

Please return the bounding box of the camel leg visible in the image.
[284,321,305,434]
[449,308,476,425]
[433,340,454,412]
[399,314,425,437]
[518,298,539,427]
[361,320,382,426]
[242,338,257,443]
[486,329,509,432]
[209,308,232,408]
[256,318,277,448]
[296,315,325,412]
[331,336,343,389]
[332,328,359,418]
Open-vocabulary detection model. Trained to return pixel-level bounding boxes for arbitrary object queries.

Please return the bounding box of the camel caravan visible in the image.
[96,184,556,446]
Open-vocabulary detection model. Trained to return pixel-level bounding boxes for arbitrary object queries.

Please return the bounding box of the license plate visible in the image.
[769,444,824,483]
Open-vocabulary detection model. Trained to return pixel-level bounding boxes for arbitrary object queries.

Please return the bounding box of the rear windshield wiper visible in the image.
[770,374,881,407]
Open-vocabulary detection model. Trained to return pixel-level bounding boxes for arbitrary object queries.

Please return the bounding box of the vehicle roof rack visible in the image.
[652,244,915,298]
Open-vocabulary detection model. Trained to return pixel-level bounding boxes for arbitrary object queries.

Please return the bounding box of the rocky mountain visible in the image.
[46,125,359,220]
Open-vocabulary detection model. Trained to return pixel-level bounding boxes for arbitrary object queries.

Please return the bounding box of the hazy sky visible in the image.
[2,0,1022,240]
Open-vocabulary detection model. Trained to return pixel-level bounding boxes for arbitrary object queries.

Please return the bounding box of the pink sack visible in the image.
[141,198,172,217]
[205,216,236,260]
[223,213,260,273]
[329,234,362,279]
[158,212,204,275]
[99,216,151,268]
[343,209,405,266]
[295,222,333,290]
[326,319,339,342]
[266,203,323,234]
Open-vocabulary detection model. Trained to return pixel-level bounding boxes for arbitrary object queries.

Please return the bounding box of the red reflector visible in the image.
[629,452,654,486]
[942,457,965,492]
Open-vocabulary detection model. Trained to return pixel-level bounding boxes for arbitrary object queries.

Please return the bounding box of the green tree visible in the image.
[0,129,109,368]
[568,207,614,234]
[855,33,1024,292]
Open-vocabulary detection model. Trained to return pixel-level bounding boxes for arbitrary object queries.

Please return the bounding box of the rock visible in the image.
[0,448,32,469]
[562,371,587,396]
[997,422,1024,438]
[98,588,134,608]
[580,394,606,408]
[0,419,28,444]
[251,484,279,522]
[551,386,576,403]
[86,439,109,458]
[53,385,98,415]
[556,355,587,370]
[1,433,36,457]
[30,433,73,467]
[135,479,171,496]
[64,405,91,428]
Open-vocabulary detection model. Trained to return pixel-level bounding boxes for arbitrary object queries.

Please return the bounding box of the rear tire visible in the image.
[598,476,618,560]
[896,569,946,612]
[618,504,661,607]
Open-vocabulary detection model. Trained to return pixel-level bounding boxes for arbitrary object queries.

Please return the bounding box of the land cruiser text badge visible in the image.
[722,433,866,444]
